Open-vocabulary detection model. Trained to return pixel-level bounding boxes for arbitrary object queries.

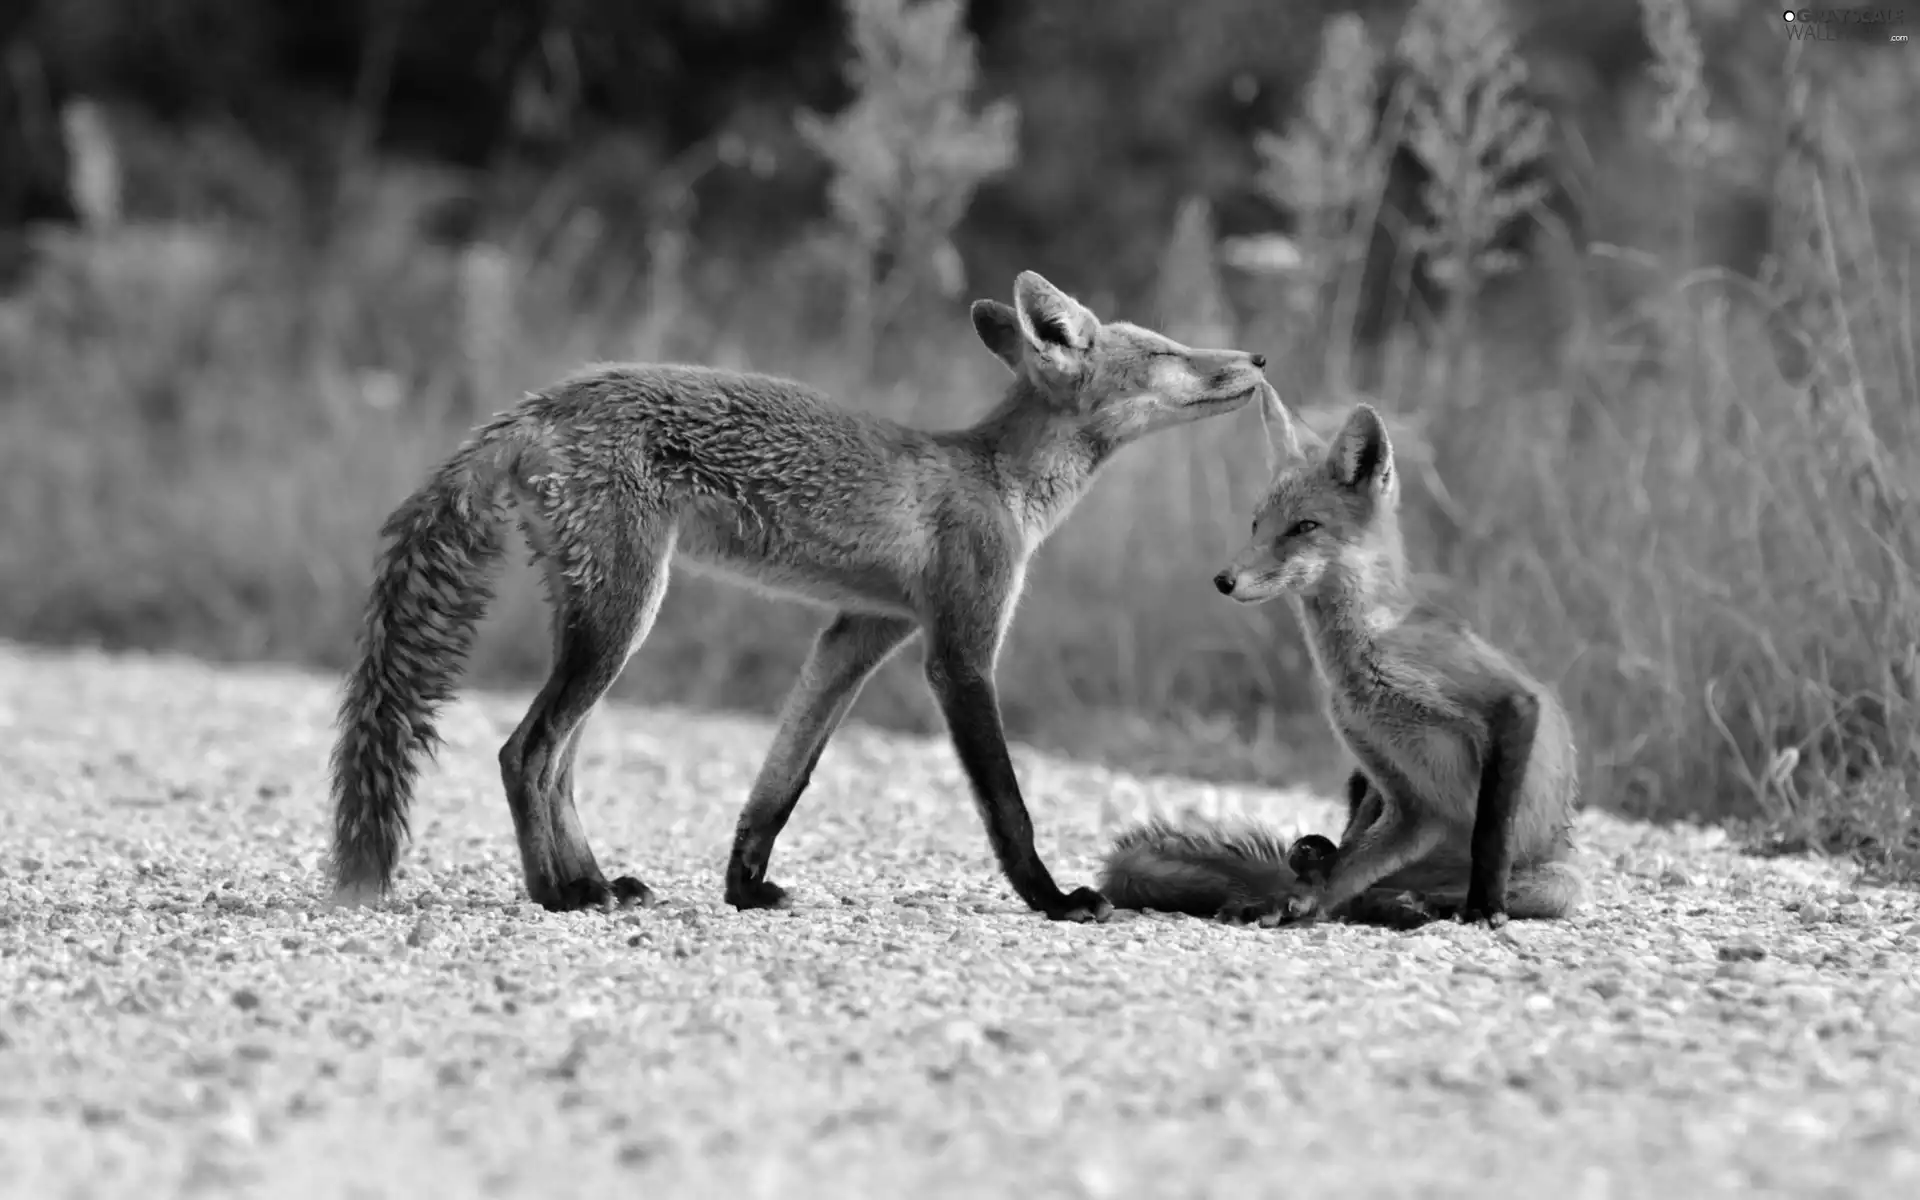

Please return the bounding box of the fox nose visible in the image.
[1250,353,1267,369]
[1213,570,1235,596]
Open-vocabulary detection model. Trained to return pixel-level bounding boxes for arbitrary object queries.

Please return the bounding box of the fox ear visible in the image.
[1012,271,1098,362]
[970,300,1025,373]
[1328,404,1394,494]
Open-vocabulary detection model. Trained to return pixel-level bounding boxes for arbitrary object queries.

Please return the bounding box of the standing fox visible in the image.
[328,270,1269,921]
[1099,387,1585,928]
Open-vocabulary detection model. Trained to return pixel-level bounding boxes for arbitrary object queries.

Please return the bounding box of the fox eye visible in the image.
[1286,519,1320,538]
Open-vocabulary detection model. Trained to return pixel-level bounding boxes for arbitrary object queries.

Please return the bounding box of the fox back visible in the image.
[510,274,1266,620]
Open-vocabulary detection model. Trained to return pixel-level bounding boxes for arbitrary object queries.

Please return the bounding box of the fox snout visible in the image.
[1204,349,1266,384]
[1213,564,1277,604]
[1214,565,1267,601]
[1188,349,1269,411]
[1212,545,1317,604]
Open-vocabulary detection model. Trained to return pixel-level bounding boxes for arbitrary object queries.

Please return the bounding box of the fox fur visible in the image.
[327,270,1270,920]
[1099,815,1439,930]
[1097,385,1586,929]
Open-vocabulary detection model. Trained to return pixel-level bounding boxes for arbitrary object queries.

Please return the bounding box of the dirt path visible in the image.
[1,643,1917,1199]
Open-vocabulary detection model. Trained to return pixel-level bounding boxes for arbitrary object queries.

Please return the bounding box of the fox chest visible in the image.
[1324,689,1482,816]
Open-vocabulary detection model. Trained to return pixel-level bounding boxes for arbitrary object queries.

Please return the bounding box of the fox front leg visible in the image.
[1457,691,1542,930]
[921,632,1111,924]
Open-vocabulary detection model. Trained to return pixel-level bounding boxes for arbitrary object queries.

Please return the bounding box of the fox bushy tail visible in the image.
[1097,816,1297,916]
[328,429,518,903]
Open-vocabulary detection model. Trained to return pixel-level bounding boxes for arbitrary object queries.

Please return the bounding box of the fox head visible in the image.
[1213,387,1403,604]
[970,271,1267,445]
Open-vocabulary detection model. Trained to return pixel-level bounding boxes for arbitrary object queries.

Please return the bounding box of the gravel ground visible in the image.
[2,642,1918,1200]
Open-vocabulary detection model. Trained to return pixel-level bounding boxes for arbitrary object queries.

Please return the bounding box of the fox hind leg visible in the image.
[500,519,671,912]
[1291,791,1447,921]
[725,612,916,910]
[549,716,658,910]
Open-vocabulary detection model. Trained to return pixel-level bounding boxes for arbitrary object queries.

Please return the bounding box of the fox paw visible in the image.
[1455,903,1510,931]
[1218,886,1324,928]
[545,874,657,913]
[1216,897,1289,928]
[1285,834,1339,886]
[1043,886,1113,923]
[1282,886,1326,923]
[1371,890,1440,931]
[724,877,791,912]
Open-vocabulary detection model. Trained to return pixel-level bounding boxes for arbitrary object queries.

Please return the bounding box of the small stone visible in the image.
[405,916,437,948]
[1781,984,1834,1011]
[211,1107,258,1147]
[230,988,261,1012]
[618,1141,659,1166]
[1716,940,1767,962]
[1799,903,1831,926]
[1659,868,1692,889]
[79,1103,122,1127]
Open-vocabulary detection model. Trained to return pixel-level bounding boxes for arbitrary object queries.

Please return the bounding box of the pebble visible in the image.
[4,645,1917,1200]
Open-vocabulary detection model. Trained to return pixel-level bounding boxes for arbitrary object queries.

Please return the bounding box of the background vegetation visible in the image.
[2,0,1915,876]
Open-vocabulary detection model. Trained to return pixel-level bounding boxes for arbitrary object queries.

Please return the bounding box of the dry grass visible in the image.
[0,0,1915,878]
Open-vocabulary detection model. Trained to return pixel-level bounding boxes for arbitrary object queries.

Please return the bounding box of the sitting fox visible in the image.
[1099,386,1585,929]
[327,270,1270,921]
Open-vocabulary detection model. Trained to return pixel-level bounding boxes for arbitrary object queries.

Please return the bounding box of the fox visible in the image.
[1098,386,1586,929]
[326,270,1271,921]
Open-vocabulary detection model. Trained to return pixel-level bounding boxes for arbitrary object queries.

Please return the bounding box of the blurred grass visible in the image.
[2,5,1917,884]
